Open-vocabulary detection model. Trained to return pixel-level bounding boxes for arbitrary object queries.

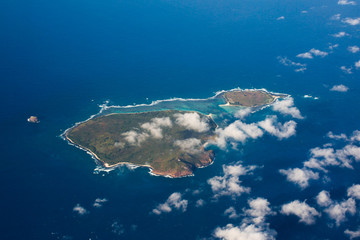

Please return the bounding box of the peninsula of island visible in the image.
[64,89,284,177]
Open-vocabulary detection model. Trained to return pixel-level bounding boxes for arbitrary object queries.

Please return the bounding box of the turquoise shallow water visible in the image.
[1,0,360,239]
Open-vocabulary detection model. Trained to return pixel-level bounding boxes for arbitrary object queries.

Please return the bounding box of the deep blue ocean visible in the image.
[1,0,360,239]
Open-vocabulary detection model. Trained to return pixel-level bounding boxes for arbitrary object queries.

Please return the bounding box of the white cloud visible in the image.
[347,184,360,199]
[277,16,285,20]
[356,60,360,68]
[348,46,360,53]
[214,121,263,149]
[297,49,328,59]
[224,207,240,219]
[316,191,332,207]
[272,97,303,119]
[341,66,353,74]
[332,32,349,38]
[324,198,356,226]
[123,117,173,145]
[345,228,360,239]
[297,52,313,59]
[304,143,360,172]
[329,44,339,50]
[343,17,360,26]
[351,130,360,142]
[279,168,319,189]
[330,84,349,92]
[281,200,320,225]
[141,117,172,139]
[258,116,297,139]
[234,108,252,120]
[310,48,328,57]
[122,130,149,145]
[277,56,307,72]
[338,0,356,5]
[304,147,339,172]
[111,221,125,235]
[93,198,108,208]
[244,198,276,225]
[207,163,256,198]
[73,204,88,215]
[214,223,276,240]
[175,112,210,132]
[236,122,264,139]
[215,198,276,240]
[174,138,202,154]
[316,190,357,226]
[304,95,319,100]
[331,14,341,20]
[195,199,205,207]
[327,131,348,141]
[152,192,188,215]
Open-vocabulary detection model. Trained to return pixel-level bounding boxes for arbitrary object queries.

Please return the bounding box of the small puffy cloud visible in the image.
[345,228,360,239]
[195,199,205,207]
[297,49,328,59]
[347,184,360,199]
[272,97,303,119]
[258,116,297,139]
[329,44,339,50]
[331,14,341,20]
[328,131,348,141]
[111,221,125,235]
[332,31,349,38]
[244,198,276,225]
[348,46,360,53]
[93,198,108,208]
[341,66,353,74]
[73,204,88,215]
[175,112,210,132]
[310,48,328,57]
[141,117,172,139]
[297,52,313,59]
[215,198,277,240]
[234,108,252,120]
[304,95,319,100]
[174,138,202,154]
[316,191,332,207]
[279,168,319,189]
[330,84,349,92]
[214,121,263,149]
[207,163,256,198]
[324,198,356,226]
[316,190,357,226]
[277,16,285,20]
[224,207,240,219]
[338,0,356,5]
[122,130,149,145]
[281,200,320,225]
[214,223,276,240]
[356,60,360,68]
[277,56,307,72]
[351,130,360,142]
[304,144,360,172]
[343,17,360,26]
[152,192,188,215]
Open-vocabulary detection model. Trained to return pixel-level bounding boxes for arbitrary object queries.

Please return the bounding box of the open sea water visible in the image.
[1,0,360,239]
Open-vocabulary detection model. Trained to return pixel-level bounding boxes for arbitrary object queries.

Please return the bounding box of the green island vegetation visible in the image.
[66,110,217,177]
[66,90,283,177]
[218,90,280,107]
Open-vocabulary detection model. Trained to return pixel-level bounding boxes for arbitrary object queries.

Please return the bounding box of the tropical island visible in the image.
[217,89,284,107]
[65,89,283,177]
